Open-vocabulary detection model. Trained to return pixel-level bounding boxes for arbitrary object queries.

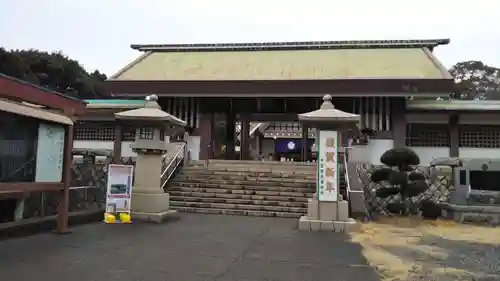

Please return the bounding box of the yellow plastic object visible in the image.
[104,213,116,224]
[119,213,132,224]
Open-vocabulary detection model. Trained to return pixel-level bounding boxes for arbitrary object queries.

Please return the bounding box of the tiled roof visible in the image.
[110,39,451,81]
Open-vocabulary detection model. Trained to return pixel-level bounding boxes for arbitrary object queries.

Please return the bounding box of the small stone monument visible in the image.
[297,94,360,233]
[114,94,186,223]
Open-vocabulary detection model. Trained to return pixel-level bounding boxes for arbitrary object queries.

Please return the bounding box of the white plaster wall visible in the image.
[459,148,500,159]
[367,139,394,165]
[409,147,449,166]
[73,140,135,157]
[186,136,200,161]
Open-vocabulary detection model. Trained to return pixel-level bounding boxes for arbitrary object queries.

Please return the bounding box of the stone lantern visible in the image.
[114,94,186,223]
[297,94,360,233]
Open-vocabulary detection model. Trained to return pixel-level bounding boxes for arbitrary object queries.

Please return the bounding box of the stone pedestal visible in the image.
[131,193,176,223]
[299,197,360,233]
[130,153,178,223]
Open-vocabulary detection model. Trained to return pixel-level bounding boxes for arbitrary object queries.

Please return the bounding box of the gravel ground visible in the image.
[350,217,500,281]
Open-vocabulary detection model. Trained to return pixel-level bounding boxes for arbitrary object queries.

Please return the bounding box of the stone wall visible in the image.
[355,164,453,217]
[23,157,135,219]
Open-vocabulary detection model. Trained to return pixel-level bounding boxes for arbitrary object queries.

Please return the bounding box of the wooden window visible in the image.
[406,123,449,147]
[459,125,500,148]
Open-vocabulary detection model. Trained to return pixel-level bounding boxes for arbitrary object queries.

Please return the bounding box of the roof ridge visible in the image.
[131,39,450,52]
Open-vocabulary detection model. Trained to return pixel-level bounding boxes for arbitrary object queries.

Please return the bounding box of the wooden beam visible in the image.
[106,78,455,96]
[0,182,64,194]
[249,113,298,122]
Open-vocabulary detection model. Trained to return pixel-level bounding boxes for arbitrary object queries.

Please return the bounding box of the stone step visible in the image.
[171,206,304,218]
[168,182,315,192]
[170,201,307,213]
[170,196,308,207]
[183,167,316,175]
[176,174,317,183]
[190,160,317,168]
[169,191,311,203]
[170,178,316,187]
[175,173,344,182]
[168,186,313,198]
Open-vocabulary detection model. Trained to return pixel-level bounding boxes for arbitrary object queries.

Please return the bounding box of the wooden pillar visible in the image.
[391,98,407,148]
[225,113,236,160]
[240,114,250,160]
[56,124,73,234]
[198,113,213,160]
[449,113,459,157]
[301,124,308,162]
[113,122,122,164]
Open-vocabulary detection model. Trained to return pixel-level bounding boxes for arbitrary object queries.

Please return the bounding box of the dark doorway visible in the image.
[0,199,17,223]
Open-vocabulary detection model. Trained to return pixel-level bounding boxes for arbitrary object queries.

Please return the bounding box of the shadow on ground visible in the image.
[0,213,379,281]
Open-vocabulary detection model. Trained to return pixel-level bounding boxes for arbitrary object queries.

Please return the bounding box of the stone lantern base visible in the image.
[131,192,178,223]
[130,153,178,224]
[298,196,360,233]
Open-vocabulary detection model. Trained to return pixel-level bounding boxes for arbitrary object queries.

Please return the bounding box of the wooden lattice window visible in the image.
[74,122,115,141]
[406,123,449,147]
[459,125,500,148]
[0,111,38,182]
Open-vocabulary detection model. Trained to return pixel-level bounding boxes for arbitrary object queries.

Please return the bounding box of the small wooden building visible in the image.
[0,74,85,232]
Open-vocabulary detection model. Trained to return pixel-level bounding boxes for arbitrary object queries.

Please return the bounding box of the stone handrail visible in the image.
[344,147,369,218]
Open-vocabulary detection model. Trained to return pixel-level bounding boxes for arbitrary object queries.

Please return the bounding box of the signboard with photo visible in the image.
[105,164,134,223]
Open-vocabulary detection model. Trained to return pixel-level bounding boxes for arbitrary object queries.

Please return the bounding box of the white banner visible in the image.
[317,130,339,202]
[105,164,134,218]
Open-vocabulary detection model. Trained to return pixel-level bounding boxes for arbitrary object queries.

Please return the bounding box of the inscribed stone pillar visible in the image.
[297,95,360,233]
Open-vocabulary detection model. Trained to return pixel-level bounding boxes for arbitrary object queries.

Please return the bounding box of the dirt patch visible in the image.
[351,217,500,281]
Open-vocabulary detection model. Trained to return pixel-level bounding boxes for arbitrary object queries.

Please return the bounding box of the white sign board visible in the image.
[35,123,65,182]
[317,130,339,202]
[106,164,134,217]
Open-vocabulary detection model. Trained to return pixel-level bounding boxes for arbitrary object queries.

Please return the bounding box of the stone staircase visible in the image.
[166,160,347,218]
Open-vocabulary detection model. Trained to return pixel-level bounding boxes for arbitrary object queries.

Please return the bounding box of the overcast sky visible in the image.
[1,0,498,76]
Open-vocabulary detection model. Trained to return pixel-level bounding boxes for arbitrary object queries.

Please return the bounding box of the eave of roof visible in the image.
[0,73,87,115]
[407,100,500,111]
[0,98,73,125]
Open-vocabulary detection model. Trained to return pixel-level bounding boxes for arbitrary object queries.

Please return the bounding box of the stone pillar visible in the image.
[297,95,360,233]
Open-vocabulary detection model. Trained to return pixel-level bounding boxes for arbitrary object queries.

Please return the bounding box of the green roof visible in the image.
[84,99,146,109]
[84,99,145,104]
